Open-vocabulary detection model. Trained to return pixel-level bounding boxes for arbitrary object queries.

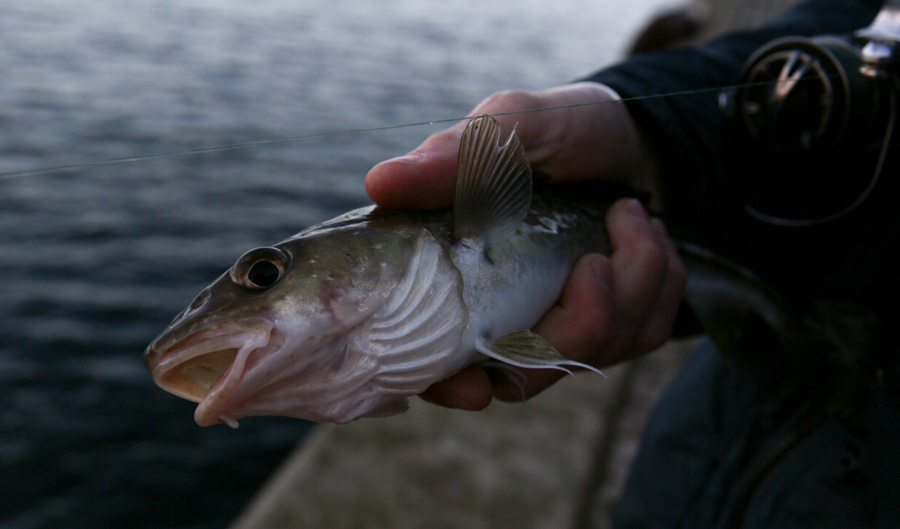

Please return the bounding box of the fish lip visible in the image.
[144,318,243,371]
[194,321,281,427]
[145,319,278,425]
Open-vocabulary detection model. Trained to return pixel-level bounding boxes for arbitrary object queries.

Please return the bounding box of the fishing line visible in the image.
[0,78,808,182]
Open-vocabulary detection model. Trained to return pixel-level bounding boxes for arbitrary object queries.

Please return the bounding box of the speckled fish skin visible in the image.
[143,116,609,427]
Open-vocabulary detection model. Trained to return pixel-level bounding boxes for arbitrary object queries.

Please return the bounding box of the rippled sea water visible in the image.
[0,1,668,527]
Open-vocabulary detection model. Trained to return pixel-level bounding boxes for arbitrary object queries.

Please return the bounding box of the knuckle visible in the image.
[628,235,670,276]
[480,89,540,113]
[572,308,613,354]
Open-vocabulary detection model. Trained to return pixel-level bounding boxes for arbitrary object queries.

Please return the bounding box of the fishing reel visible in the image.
[723,0,900,226]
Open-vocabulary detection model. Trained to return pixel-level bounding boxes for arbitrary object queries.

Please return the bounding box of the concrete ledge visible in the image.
[230,340,696,529]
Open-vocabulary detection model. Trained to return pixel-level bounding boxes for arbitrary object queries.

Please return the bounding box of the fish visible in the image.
[143,115,609,427]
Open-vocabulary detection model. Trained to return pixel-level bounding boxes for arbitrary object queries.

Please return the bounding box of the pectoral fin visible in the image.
[475,331,605,376]
[452,115,532,243]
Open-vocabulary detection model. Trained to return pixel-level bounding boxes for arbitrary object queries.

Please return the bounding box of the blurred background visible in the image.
[0,1,674,528]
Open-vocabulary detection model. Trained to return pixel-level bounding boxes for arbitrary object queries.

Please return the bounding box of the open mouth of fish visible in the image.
[145,320,278,427]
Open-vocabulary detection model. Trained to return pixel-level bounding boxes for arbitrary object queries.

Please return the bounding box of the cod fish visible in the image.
[144,115,608,427]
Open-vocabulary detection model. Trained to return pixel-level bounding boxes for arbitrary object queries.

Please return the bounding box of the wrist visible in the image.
[587,83,662,208]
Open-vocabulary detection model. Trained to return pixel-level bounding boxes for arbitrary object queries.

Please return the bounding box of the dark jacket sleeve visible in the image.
[585,0,882,243]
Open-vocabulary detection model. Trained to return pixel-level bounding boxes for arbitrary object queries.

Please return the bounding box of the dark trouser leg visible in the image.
[613,341,900,529]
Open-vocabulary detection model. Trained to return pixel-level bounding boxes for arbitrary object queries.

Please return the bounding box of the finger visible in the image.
[419,365,493,411]
[630,218,687,353]
[472,84,648,183]
[493,253,614,401]
[366,83,625,209]
[365,126,463,209]
[364,91,546,210]
[605,198,671,360]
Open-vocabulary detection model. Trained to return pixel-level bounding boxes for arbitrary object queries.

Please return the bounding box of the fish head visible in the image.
[144,217,438,426]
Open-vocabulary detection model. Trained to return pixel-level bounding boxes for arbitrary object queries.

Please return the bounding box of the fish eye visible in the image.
[247,260,280,287]
[230,247,291,290]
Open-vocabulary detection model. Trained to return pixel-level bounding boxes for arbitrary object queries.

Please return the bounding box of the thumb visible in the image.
[366,83,623,209]
[365,128,461,209]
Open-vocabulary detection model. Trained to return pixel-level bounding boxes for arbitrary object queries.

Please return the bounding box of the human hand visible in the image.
[365,83,686,410]
[366,82,661,209]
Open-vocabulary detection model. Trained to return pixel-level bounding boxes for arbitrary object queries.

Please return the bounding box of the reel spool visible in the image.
[726,37,892,226]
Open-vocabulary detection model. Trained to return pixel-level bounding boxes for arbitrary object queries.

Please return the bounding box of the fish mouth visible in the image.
[144,320,278,427]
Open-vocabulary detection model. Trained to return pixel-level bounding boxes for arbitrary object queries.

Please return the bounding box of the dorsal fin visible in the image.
[452,115,532,242]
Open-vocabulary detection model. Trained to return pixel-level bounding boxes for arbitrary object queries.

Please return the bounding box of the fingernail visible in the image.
[421,390,475,410]
[625,198,649,220]
[385,152,424,164]
[494,383,527,403]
